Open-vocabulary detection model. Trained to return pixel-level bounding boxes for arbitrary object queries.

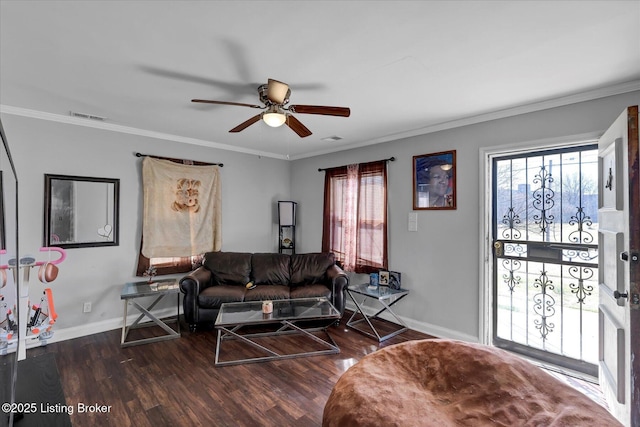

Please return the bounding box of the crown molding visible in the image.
[3,79,639,161]
[290,79,640,160]
[0,105,288,160]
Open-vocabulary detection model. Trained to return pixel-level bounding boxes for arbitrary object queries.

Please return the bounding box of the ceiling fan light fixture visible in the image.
[193,78,350,137]
[262,108,287,127]
[267,78,291,104]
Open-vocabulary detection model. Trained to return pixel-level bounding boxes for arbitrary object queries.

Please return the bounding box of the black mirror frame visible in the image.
[0,171,5,250]
[43,174,120,249]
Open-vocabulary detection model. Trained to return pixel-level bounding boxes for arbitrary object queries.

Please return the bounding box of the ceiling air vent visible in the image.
[69,111,107,121]
[321,136,343,142]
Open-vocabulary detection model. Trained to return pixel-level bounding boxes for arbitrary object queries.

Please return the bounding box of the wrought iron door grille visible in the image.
[492,145,598,376]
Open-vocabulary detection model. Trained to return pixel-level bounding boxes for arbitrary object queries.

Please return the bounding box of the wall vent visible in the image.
[69,111,107,121]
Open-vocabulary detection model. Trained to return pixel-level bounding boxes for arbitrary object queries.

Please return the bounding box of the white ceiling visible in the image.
[1,1,639,160]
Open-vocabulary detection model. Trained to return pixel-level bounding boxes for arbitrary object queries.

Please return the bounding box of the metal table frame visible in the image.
[120,279,181,347]
[346,284,410,342]
[214,297,340,366]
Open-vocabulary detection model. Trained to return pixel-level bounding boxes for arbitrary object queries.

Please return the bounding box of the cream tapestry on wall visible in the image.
[142,157,221,258]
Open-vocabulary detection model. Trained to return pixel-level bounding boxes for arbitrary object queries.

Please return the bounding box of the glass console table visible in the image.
[120,279,181,347]
[346,283,410,342]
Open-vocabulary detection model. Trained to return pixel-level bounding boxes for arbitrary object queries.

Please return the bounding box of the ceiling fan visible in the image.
[192,78,350,138]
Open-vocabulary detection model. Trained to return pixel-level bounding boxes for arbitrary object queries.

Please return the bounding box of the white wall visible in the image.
[290,91,640,341]
[0,114,290,339]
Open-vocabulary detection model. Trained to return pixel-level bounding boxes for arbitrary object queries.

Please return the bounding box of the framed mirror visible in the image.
[1,117,19,426]
[0,171,5,251]
[43,174,120,249]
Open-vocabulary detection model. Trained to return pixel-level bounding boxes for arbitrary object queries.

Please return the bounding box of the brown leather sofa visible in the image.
[179,251,349,331]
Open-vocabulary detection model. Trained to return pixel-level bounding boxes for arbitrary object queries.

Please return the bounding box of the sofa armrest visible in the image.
[179,265,214,296]
[326,264,348,292]
[326,264,349,315]
[179,266,214,327]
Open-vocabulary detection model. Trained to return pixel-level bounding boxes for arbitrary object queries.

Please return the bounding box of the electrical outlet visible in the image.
[83,302,91,313]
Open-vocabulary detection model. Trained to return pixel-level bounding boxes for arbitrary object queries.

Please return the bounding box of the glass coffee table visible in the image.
[120,279,181,347]
[346,283,410,342]
[214,297,340,366]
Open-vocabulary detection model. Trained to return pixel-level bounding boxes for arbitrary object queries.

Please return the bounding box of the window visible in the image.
[322,160,388,273]
[136,251,202,277]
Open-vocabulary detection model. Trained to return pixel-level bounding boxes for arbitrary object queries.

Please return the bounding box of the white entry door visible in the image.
[598,105,639,427]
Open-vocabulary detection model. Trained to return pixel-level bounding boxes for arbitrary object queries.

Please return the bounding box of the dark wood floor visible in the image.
[26,312,434,427]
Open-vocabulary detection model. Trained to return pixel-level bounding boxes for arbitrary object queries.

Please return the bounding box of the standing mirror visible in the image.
[0,118,19,427]
[43,174,120,249]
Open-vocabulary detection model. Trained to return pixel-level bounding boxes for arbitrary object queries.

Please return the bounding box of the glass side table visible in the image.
[346,283,410,342]
[120,278,181,347]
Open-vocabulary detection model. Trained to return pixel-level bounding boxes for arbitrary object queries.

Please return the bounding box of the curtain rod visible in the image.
[317,156,395,172]
[134,152,223,167]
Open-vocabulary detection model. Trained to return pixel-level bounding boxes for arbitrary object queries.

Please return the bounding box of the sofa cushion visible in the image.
[198,285,246,308]
[251,253,291,286]
[203,252,252,286]
[290,284,331,300]
[243,285,290,302]
[290,253,335,286]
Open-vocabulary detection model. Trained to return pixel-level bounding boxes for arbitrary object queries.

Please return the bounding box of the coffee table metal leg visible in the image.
[215,325,283,366]
[282,321,340,353]
[214,321,340,367]
[219,326,280,357]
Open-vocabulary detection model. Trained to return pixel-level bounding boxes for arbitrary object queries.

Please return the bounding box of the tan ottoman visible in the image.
[323,339,621,427]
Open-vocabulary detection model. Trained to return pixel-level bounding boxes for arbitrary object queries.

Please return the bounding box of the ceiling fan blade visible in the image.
[285,115,312,138]
[288,105,350,117]
[229,114,262,133]
[192,99,263,109]
[267,79,290,104]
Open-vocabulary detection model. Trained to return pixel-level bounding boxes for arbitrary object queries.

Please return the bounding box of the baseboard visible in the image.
[32,307,181,346]
[344,302,479,343]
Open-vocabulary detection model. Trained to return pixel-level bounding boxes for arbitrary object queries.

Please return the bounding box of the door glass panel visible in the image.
[493,145,599,375]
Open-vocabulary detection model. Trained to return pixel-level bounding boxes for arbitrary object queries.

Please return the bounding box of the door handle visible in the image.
[613,290,629,300]
[493,241,503,257]
[620,252,639,262]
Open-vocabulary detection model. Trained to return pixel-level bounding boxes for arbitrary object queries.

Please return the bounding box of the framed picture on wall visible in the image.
[413,150,456,210]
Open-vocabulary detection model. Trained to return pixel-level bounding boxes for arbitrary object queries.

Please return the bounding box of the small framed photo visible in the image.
[413,150,456,210]
[369,272,379,288]
[378,270,390,286]
[388,271,402,290]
